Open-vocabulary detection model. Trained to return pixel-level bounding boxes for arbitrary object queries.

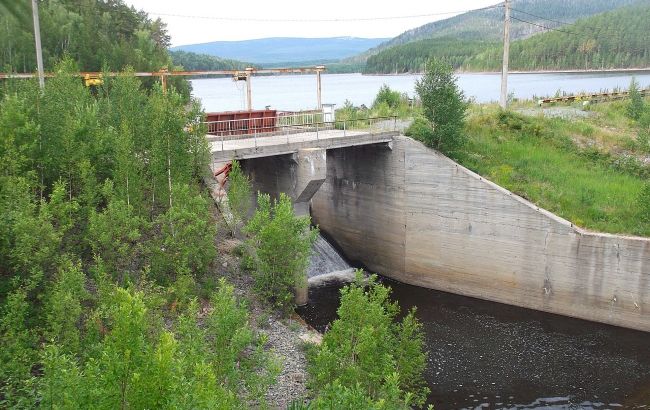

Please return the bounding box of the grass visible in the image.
[449,105,650,237]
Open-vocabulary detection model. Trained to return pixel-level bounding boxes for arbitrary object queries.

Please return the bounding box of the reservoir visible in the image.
[191,71,650,112]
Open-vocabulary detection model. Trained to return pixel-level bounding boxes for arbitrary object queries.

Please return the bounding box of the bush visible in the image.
[373,84,403,110]
[405,116,434,144]
[308,274,429,407]
[627,78,645,121]
[415,59,468,153]
[227,160,252,234]
[151,183,216,282]
[244,193,317,313]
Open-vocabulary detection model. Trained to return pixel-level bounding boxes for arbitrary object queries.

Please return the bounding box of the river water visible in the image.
[191,71,650,112]
[297,235,650,409]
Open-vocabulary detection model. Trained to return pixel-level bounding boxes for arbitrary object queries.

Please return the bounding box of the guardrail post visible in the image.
[393,116,397,132]
[316,122,319,140]
[343,120,346,138]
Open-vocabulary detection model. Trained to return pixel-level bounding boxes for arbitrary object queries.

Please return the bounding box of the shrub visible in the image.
[308,274,429,407]
[151,183,216,282]
[415,59,468,153]
[227,160,252,235]
[627,78,645,121]
[373,84,403,110]
[244,193,317,313]
[87,181,147,279]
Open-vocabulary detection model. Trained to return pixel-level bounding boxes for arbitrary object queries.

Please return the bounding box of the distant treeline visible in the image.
[364,2,650,73]
[170,50,249,71]
[0,0,172,73]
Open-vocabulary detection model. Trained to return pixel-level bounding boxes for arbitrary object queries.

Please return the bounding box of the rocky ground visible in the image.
[516,106,596,120]
[208,182,321,408]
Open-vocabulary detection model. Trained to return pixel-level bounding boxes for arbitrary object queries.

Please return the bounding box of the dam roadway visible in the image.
[207,120,650,333]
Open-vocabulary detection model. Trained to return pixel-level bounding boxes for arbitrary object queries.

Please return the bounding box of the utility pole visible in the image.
[245,67,253,111]
[31,0,45,89]
[500,0,510,109]
[316,65,324,110]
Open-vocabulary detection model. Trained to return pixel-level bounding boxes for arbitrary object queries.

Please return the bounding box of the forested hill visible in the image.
[364,1,650,74]
[170,50,249,71]
[0,0,172,73]
[348,0,638,64]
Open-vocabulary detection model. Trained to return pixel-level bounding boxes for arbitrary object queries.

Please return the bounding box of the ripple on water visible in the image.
[297,277,650,409]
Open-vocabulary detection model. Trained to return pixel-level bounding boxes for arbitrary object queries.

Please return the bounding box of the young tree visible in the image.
[373,84,403,110]
[244,193,317,313]
[151,183,216,282]
[627,77,645,121]
[226,160,252,235]
[413,59,468,153]
[308,274,429,407]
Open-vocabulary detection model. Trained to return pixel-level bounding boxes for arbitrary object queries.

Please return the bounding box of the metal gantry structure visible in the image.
[0,66,327,111]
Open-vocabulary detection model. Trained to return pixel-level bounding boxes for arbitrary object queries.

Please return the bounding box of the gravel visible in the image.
[516,106,596,120]
[217,235,319,409]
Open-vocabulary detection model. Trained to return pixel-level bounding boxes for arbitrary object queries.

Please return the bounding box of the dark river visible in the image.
[297,278,650,409]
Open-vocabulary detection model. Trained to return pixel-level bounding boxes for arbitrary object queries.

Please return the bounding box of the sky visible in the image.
[123,0,502,46]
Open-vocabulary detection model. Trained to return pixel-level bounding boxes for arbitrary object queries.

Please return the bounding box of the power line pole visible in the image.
[245,67,253,111]
[31,0,45,89]
[500,0,510,109]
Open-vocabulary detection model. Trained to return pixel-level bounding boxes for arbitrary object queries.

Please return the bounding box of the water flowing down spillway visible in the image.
[307,234,351,278]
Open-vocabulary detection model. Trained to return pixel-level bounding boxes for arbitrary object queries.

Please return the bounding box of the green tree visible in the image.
[87,181,147,279]
[627,78,645,121]
[373,84,403,110]
[308,274,429,407]
[414,59,468,153]
[45,257,88,355]
[226,160,253,235]
[151,183,216,282]
[0,289,37,407]
[244,193,317,313]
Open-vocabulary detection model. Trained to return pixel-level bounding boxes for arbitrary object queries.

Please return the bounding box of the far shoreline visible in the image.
[353,67,650,76]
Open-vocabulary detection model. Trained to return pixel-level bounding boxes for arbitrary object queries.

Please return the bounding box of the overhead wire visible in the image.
[146,4,503,23]
[510,14,649,56]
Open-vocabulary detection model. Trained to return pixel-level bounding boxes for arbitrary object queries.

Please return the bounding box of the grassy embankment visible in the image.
[449,100,649,237]
[336,87,649,236]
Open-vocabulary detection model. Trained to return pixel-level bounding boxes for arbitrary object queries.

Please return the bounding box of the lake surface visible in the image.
[191,71,650,112]
[297,278,650,409]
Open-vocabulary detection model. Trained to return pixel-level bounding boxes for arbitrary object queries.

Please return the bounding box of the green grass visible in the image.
[450,108,650,237]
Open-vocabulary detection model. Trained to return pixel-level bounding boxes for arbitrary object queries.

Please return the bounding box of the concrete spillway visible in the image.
[240,135,650,332]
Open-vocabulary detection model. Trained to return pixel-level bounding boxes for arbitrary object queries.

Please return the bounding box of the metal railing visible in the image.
[205,115,398,151]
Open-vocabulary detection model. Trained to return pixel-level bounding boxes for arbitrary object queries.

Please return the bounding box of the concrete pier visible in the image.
[241,148,327,305]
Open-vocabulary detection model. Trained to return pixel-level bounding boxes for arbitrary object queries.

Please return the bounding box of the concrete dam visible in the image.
[214,130,650,332]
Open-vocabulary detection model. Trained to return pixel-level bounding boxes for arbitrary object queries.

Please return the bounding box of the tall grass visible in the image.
[452,109,650,237]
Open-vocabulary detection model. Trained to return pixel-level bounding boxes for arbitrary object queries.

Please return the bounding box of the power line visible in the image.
[147,5,503,23]
[509,7,573,27]
[510,15,650,56]
[509,16,582,36]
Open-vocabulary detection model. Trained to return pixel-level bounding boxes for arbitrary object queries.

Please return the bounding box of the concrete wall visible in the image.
[311,136,650,332]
